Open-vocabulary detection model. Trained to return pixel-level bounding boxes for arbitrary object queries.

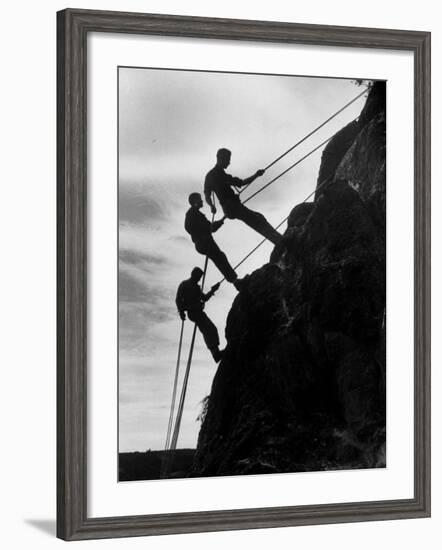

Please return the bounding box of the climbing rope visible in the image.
[162,206,216,474]
[170,252,209,451]
[241,134,334,205]
[238,87,368,196]
[169,317,199,451]
[164,319,185,452]
[161,326,200,476]
[165,217,213,458]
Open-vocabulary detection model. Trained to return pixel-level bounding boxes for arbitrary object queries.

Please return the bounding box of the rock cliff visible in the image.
[193,82,386,477]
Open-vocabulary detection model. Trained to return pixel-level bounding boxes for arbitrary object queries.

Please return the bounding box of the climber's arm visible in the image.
[203,282,221,302]
[211,219,224,233]
[204,175,216,214]
[242,169,266,186]
[175,285,186,320]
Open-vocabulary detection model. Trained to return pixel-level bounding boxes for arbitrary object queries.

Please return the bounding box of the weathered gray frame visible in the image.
[57,8,431,541]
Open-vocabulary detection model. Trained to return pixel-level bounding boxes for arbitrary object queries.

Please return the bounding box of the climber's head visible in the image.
[190,266,204,283]
[216,148,231,169]
[188,192,203,209]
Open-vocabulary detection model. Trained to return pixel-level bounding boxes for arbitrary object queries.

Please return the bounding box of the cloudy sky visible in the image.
[118,66,366,452]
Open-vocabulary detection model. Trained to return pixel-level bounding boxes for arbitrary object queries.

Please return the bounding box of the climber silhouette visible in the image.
[175,267,223,362]
[204,148,282,245]
[185,192,242,290]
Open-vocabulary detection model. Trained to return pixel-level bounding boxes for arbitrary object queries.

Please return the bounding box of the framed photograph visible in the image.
[57,8,431,541]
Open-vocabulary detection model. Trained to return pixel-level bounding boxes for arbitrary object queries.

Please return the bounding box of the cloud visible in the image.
[120,248,168,267]
[119,185,170,224]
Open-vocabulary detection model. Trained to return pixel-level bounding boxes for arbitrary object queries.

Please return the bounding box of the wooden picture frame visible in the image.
[57,8,431,541]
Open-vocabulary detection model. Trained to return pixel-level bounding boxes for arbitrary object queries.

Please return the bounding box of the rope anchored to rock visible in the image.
[239,86,368,197]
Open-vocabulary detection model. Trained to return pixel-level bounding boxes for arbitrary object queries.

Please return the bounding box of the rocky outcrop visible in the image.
[193,82,386,477]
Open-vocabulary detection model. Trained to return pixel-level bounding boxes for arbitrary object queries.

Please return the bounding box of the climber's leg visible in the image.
[195,238,237,283]
[224,201,282,245]
[190,310,221,361]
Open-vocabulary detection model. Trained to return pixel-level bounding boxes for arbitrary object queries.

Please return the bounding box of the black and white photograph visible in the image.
[1,0,436,545]
[118,68,386,482]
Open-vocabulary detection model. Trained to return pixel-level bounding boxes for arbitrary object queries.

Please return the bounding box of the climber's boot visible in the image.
[210,347,223,363]
[233,278,245,291]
